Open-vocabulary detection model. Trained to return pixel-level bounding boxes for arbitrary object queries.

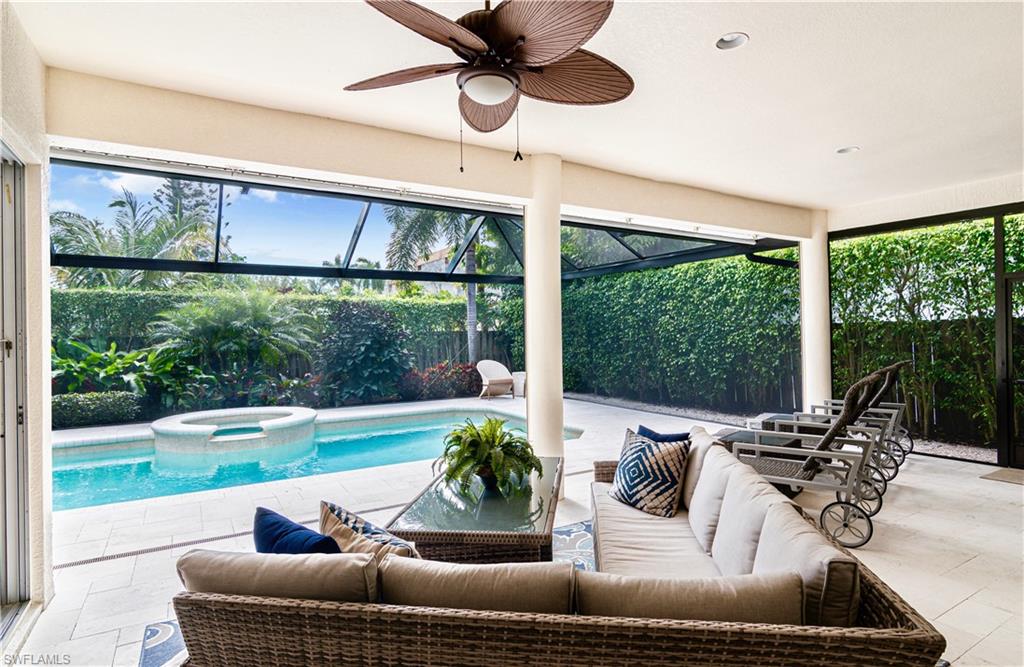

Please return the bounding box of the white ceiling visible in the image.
[12,1,1024,209]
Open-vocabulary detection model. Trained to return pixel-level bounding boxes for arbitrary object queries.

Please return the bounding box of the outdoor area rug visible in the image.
[980,468,1024,485]
[139,621,187,667]
[139,520,596,666]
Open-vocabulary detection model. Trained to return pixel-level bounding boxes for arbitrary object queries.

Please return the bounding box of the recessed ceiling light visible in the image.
[716,32,749,50]
[836,145,862,155]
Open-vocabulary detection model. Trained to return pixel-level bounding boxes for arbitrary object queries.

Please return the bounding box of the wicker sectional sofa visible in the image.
[172,427,945,667]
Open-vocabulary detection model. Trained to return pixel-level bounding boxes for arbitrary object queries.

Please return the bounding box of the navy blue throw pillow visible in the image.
[638,424,690,443]
[253,507,340,554]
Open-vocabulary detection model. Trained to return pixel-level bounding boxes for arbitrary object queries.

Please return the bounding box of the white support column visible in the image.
[799,210,833,410]
[523,154,564,458]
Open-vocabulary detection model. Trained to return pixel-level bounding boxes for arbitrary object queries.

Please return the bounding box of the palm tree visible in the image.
[383,206,481,362]
[50,186,215,288]
[150,291,315,375]
[320,254,386,294]
[350,257,387,293]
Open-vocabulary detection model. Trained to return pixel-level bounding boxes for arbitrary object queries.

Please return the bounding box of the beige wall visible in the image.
[45,68,815,240]
[828,172,1024,231]
[0,0,52,649]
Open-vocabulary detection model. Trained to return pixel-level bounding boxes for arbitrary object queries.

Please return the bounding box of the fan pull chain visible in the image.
[459,112,465,173]
[513,108,523,162]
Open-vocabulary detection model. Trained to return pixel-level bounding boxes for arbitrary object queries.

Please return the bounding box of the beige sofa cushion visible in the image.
[176,549,377,602]
[711,463,792,576]
[576,570,804,625]
[378,555,574,613]
[591,482,719,579]
[753,503,861,627]
[681,426,718,509]
[686,445,742,552]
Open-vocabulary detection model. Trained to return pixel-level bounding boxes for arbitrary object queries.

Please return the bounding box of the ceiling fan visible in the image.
[345,0,634,134]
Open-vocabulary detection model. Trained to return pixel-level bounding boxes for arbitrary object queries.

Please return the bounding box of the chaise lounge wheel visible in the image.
[864,464,888,496]
[820,501,873,548]
[836,480,883,517]
[874,450,899,482]
[886,439,907,466]
[897,429,914,453]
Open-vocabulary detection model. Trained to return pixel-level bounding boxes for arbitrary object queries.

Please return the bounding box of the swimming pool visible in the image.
[52,411,579,510]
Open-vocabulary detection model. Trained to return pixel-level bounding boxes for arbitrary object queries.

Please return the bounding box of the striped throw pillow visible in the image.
[609,429,689,518]
[320,501,420,560]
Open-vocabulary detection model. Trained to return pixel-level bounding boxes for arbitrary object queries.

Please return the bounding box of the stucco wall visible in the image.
[45,68,815,240]
[1,0,52,641]
[828,172,1024,231]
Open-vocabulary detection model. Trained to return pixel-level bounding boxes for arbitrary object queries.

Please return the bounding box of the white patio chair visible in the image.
[476,360,514,399]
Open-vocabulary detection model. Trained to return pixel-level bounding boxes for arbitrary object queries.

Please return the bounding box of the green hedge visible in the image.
[52,288,497,355]
[52,391,143,429]
[497,252,802,413]
[830,218,1003,444]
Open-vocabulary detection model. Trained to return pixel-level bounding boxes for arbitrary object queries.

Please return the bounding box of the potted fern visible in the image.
[436,417,543,497]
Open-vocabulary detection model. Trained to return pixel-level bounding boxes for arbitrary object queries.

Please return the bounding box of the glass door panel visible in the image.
[1,153,27,634]
[1010,281,1024,465]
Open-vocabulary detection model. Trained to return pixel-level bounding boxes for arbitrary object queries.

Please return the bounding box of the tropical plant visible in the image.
[253,373,324,407]
[52,340,145,394]
[436,417,543,497]
[383,205,482,361]
[51,339,212,412]
[150,290,315,376]
[315,300,413,403]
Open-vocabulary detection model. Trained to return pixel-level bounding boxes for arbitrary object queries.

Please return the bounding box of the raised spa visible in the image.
[151,407,317,469]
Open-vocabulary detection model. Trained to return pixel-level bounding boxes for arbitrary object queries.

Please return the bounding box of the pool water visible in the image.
[53,415,530,510]
[213,426,264,437]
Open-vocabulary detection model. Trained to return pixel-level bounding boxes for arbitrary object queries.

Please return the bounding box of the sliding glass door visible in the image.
[831,203,1024,466]
[995,212,1024,468]
[0,150,28,635]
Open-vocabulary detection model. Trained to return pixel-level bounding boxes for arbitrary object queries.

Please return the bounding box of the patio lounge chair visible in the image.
[814,361,914,474]
[718,370,888,548]
[476,360,514,398]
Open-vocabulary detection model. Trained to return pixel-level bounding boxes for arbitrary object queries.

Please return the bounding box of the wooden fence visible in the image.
[410,331,513,369]
[284,329,513,377]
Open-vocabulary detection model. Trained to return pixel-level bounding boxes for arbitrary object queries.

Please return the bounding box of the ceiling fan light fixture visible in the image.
[716,32,749,50]
[457,68,520,106]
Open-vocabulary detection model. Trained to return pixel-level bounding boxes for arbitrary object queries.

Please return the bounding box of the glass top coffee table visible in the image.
[386,456,563,563]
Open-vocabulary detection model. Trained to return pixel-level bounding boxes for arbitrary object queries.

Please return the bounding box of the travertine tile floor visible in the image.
[17,398,1024,666]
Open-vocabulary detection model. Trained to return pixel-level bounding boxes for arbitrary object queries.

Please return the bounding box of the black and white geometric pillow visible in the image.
[609,429,689,518]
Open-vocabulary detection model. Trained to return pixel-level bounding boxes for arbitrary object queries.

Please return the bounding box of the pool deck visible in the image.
[21,397,1024,666]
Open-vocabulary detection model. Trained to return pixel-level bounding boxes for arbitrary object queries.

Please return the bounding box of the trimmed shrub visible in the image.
[52,289,191,351]
[315,301,414,404]
[52,391,144,429]
[399,362,482,401]
[496,254,802,414]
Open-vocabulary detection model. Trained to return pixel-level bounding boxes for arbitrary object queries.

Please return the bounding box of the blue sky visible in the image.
[50,163,407,267]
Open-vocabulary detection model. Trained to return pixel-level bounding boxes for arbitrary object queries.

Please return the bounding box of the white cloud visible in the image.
[98,173,163,196]
[69,173,98,187]
[249,189,278,203]
[50,199,83,214]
